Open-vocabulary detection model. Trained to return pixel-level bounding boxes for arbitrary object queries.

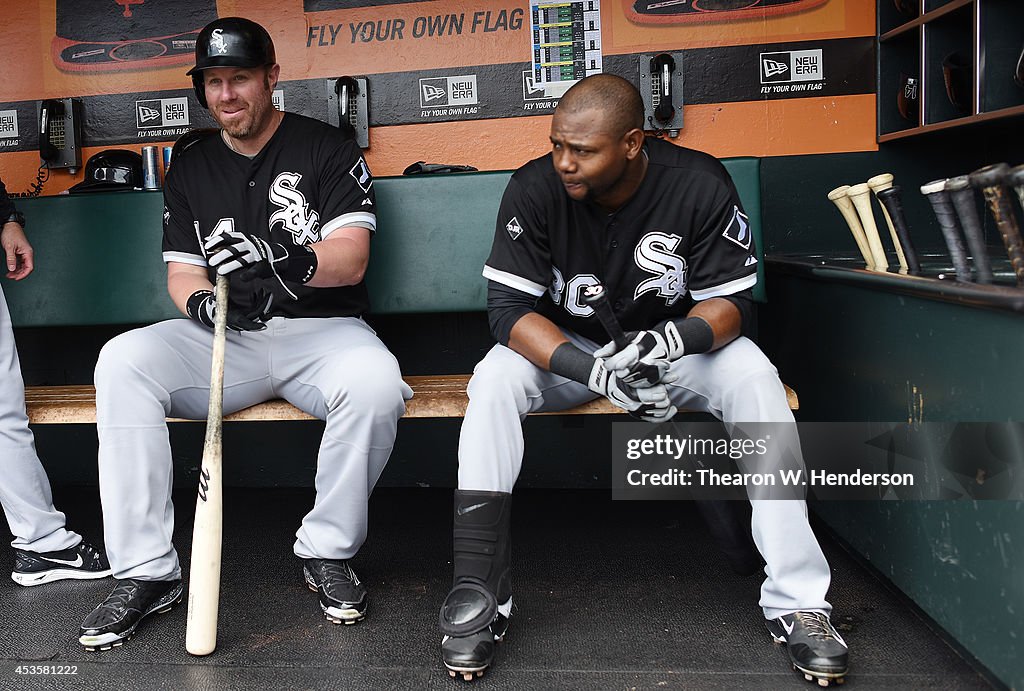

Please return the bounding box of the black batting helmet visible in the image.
[187,17,276,108]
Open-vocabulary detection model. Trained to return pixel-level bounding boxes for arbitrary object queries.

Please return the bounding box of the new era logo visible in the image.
[762,59,788,78]
[136,98,190,129]
[522,71,546,101]
[0,110,19,138]
[419,75,478,108]
[421,83,447,103]
[137,104,161,124]
[760,50,824,83]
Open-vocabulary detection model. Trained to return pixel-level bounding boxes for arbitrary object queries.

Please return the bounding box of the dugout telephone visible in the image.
[38,97,84,173]
[639,53,684,137]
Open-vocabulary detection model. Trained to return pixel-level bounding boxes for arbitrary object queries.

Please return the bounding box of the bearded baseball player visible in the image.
[438,74,849,686]
[78,18,411,650]
[0,179,111,587]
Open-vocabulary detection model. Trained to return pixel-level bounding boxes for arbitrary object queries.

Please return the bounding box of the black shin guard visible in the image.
[439,490,512,637]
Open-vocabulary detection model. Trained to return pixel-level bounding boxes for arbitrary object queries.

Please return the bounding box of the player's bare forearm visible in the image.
[507,312,570,370]
[306,228,370,288]
[168,262,215,315]
[687,297,741,351]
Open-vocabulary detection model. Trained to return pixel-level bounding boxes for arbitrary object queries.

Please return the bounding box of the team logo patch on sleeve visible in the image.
[349,157,373,193]
[722,206,751,250]
[506,216,523,240]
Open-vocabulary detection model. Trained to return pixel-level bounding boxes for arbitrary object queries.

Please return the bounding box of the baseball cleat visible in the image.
[303,558,367,625]
[766,611,848,687]
[79,579,183,651]
[12,541,112,586]
[441,612,508,681]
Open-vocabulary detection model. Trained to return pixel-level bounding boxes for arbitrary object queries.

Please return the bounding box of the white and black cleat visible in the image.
[79,579,183,651]
[303,558,367,625]
[767,611,848,687]
[441,614,508,682]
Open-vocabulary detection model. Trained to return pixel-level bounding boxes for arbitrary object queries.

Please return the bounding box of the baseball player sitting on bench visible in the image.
[437,74,849,687]
[78,17,411,651]
[0,179,111,587]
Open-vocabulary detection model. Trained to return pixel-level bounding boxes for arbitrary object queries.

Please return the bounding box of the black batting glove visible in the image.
[186,286,274,332]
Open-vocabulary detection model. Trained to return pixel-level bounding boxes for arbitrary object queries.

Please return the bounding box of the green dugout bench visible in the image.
[12,158,795,423]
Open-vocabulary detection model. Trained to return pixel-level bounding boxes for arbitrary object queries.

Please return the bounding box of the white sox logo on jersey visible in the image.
[269,172,320,245]
[634,231,687,306]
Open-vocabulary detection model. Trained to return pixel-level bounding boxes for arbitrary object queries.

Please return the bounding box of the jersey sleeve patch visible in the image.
[482,265,547,297]
[349,157,373,193]
[721,206,751,250]
[505,216,524,240]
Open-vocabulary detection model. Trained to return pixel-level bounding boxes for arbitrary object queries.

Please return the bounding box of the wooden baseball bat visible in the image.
[867,173,910,272]
[875,185,922,275]
[185,274,229,656]
[827,185,872,267]
[847,183,889,271]
[1009,164,1024,216]
[945,175,993,284]
[969,163,1024,287]
[921,179,972,281]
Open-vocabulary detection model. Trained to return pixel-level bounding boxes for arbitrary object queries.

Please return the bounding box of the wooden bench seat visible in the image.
[25,377,798,424]
[17,159,798,431]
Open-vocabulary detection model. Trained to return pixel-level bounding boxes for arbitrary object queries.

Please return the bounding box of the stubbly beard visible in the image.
[216,77,275,140]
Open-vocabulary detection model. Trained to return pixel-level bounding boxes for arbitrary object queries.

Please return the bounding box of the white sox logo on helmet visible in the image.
[209,28,228,55]
[269,172,320,244]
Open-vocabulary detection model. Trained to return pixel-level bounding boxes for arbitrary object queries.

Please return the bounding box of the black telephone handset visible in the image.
[650,54,676,123]
[39,99,65,162]
[37,97,83,171]
[327,76,369,148]
[334,76,360,142]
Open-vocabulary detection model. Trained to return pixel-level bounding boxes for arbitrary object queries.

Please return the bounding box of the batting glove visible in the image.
[594,321,685,387]
[588,359,677,423]
[203,230,317,285]
[186,286,274,332]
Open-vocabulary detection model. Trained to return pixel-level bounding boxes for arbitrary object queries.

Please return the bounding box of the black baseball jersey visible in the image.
[162,113,376,318]
[483,137,757,344]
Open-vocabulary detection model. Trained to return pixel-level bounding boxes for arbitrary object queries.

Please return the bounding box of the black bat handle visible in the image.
[946,175,993,284]
[875,185,921,274]
[921,179,972,281]
[583,284,629,350]
[970,163,1024,287]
